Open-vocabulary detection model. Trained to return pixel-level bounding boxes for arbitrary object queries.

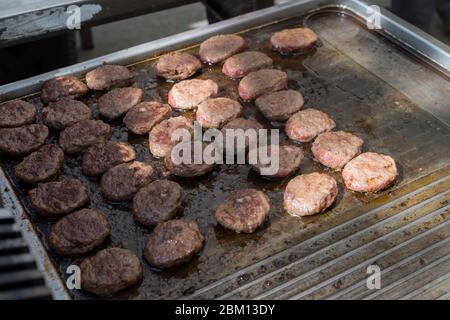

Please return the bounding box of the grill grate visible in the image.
[0,209,52,300]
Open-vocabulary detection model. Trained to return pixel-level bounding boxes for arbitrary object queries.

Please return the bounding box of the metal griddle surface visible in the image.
[1,9,449,299]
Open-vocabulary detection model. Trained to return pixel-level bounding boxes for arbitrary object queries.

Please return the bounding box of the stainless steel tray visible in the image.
[0,0,449,300]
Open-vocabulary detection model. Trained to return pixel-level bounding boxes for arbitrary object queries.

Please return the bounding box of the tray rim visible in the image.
[0,0,449,300]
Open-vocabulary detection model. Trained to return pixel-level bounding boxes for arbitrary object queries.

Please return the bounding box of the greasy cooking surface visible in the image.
[1,11,449,299]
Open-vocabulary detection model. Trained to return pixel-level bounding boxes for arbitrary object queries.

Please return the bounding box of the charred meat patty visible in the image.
[85,65,134,90]
[0,100,36,128]
[59,120,112,154]
[29,179,89,218]
[0,124,48,155]
[196,97,242,128]
[123,101,171,135]
[15,144,64,184]
[285,108,336,143]
[42,98,92,130]
[133,180,183,227]
[98,87,144,119]
[199,34,245,64]
[100,161,155,201]
[48,208,110,256]
[81,247,143,296]
[216,188,270,233]
[144,219,204,269]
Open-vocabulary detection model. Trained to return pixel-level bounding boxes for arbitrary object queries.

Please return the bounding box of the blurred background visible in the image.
[0,0,449,85]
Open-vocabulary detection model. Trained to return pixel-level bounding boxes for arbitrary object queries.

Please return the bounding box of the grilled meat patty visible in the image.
[100,161,155,201]
[284,172,338,217]
[81,248,143,296]
[270,27,318,53]
[0,124,48,155]
[312,131,364,169]
[255,89,304,121]
[123,101,171,135]
[196,97,242,129]
[0,100,36,128]
[144,219,204,268]
[59,120,112,154]
[41,75,88,103]
[285,108,336,143]
[342,152,398,193]
[155,52,201,81]
[48,208,110,256]
[98,87,144,119]
[29,179,89,218]
[222,51,273,78]
[199,34,245,64]
[42,98,92,130]
[216,188,270,233]
[82,141,136,177]
[15,144,64,184]
[85,65,134,90]
[168,79,219,110]
[133,180,183,227]
[149,116,193,158]
[238,69,288,101]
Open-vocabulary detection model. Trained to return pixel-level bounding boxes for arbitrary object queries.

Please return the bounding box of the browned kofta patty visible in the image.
[164,141,217,178]
[270,27,318,54]
[123,101,171,135]
[196,98,242,128]
[98,87,144,119]
[29,179,89,218]
[85,65,134,90]
[222,51,273,78]
[0,100,36,128]
[221,117,264,156]
[48,209,110,256]
[284,172,338,217]
[82,141,136,177]
[342,152,398,193]
[59,120,112,154]
[216,188,270,233]
[250,144,304,179]
[255,90,304,121]
[149,116,193,158]
[42,98,92,130]
[15,144,64,184]
[0,124,48,155]
[41,75,89,103]
[238,69,288,101]
[168,79,219,110]
[312,131,364,170]
[285,108,336,143]
[199,34,245,64]
[133,180,183,227]
[144,219,204,269]
[81,247,143,296]
[100,161,155,201]
[155,52,201,81]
